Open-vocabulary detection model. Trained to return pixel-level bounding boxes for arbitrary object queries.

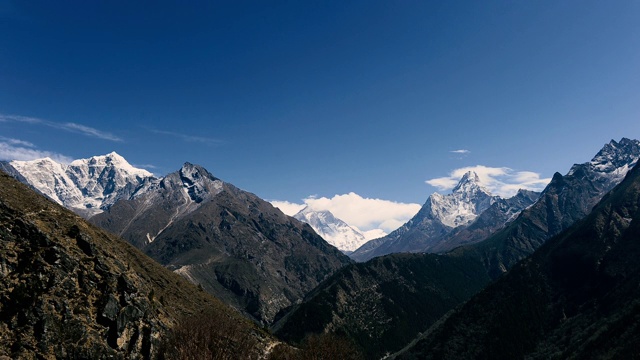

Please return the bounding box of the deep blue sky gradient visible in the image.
[1,0,639,203]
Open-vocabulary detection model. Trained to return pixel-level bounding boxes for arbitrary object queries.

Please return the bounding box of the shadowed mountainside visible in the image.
[398,161,640,360]
[272,253,490,359]
[0,171,266,359]
[91,163,352,325]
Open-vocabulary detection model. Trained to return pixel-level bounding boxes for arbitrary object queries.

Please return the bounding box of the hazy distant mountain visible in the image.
[293,206,368,253]
[8,152,155,218]
[350,171,537,261]
[90,162,352,325]
[398,160,640,360]
[454,137,640,279]
[0,171,265,359]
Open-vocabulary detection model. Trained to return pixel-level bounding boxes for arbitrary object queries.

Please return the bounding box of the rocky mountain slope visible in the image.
[398,160,640,360]
[272,252,490,359]
[271,138,640,358]
[91,163,352,325]
[453,137,640,279]
[0,170,265,359]
[293,206,368,253]
[8,152,154,218]
[350,171,536,262]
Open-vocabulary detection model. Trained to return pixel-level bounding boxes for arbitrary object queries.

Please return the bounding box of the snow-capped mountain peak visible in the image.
[294,206,368,253]
[453,171,484,192]
[69,151,153,178]
[567,138,640,184]
[10,153,156,217]
[429,171,497,228]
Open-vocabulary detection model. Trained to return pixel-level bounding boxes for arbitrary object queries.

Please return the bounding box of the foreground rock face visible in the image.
[0,171,260,359]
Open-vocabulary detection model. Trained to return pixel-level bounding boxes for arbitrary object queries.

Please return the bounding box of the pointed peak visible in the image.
[588,138,640,173]
[462,171,480,182]
[179,162,218,182]
[180,162,205,174]
[104,151,126,161]
[452,171,485,193]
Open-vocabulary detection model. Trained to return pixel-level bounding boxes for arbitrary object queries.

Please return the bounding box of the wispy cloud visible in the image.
[151,129,224,145]
[271,193,421,235]
[0,138,73,163]
[132,163,159,170]
[426,165,552,197]
[0,136,35,148]
[60,122,122,141]
[450,149,470,154]
[0,114,122,141]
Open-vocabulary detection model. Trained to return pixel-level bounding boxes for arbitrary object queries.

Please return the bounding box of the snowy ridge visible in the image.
[294,207,369,253]
[428,171,498,228]
[567,138,640,183]
[10,152,155,217]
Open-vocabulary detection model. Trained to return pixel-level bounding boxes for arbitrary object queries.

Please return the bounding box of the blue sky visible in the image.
[1,1,640,231]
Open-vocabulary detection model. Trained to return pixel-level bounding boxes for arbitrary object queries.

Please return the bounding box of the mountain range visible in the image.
[271,138,640,357]
[350,171,539,261]
[4,155,352,326]
[0,170,267,359]
[453,137,640,279]
[89,162,352,325]
[4,137,640,358]
[397,150,640,359]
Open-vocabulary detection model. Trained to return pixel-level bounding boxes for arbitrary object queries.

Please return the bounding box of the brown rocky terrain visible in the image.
[0,171,266,359]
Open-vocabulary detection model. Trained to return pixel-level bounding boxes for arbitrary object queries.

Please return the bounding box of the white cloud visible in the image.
[270,200,306,216]
[360,228,388,240]
[60,122,122,142]
[271,193,421,234]
[0,140,73,163]
[450,149,470,154]
[0,114,122,141]
[150,129,224,145]
[426,165,552,197]
[0,136,35,147]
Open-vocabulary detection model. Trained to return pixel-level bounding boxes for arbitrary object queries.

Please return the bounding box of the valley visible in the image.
[1,138,639,358]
